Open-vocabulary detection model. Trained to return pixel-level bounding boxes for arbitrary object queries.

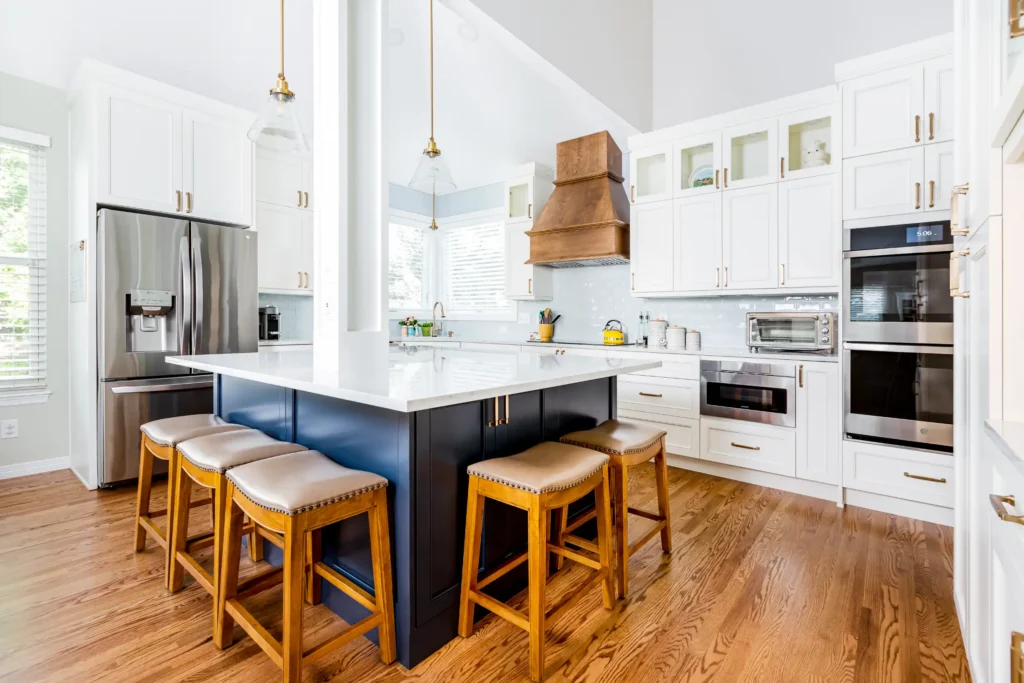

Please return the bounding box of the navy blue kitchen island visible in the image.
[169,345,659,668]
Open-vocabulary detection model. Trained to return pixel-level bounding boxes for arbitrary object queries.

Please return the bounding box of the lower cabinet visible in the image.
[618,376,699,420]
[619,411,699,459]
[842,439,954,507]
[256,201,314,293]
[700,417,796,477]
[795,362,840,484]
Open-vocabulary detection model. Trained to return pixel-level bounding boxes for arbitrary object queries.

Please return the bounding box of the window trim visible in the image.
[387,210,436,319]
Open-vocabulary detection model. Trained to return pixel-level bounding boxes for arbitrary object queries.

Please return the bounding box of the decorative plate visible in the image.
[689,165,715,188]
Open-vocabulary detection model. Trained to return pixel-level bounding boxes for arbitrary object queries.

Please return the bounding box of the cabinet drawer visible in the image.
[618,377,699,419]
[700,417,796,476]
[618,411,698,459]
[842,440,953,507]
[625,356,699,381]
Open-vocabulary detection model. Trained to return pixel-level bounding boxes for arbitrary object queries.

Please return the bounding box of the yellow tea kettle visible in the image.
[603,320,625,345]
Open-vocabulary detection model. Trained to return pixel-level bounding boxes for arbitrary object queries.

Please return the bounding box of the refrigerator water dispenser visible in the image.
[126,289,177,353]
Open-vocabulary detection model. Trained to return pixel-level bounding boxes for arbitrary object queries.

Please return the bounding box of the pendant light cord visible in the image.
[429,0,435,140]
[279,0,286,79]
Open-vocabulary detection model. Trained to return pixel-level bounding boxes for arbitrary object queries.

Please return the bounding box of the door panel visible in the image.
[842,65,924,157]
[191,222,259,356]
[722,185,778,289]
[842,147,925,219]
[723,118,779,190]
[674,194,722,291]
[924,142,955,212]
[779,175,838,288]
[255,148,304,208]
[924,55,955,144]
[631,201,674,293]
[673,132,722,198]
[256,203,304,291]
[795,363,839,484]
[183,109,252,226]
[629,145,672,204]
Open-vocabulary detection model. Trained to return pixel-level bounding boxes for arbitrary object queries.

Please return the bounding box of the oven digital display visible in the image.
[906,225,944,243]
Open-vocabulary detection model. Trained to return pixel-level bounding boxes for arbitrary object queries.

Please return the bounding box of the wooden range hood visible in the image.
[526,131,630,267]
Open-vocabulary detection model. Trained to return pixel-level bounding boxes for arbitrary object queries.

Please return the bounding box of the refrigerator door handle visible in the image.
[180,236,192,355]
[111,379,213,394]
[191,235,204,355]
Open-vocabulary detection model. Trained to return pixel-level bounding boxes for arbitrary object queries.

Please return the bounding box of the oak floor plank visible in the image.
[0,467,970,683]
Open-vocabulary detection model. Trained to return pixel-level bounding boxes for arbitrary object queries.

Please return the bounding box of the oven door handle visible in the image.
[843,342,954,355]
[843,244,954,259]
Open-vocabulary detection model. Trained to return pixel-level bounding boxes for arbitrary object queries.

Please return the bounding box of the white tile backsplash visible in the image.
[259,293,314,341]
[392,264,838,347]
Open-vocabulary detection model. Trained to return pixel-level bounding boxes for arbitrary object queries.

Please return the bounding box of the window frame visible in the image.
[387,210,436,319]
[0,127,50,405]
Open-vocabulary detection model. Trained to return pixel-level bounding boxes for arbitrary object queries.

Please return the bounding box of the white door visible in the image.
[254,148,304,209]
[842,64,924,157]
[629,145,672,204]
[300,211,314,290]
[630,201,674,293]
[505,223,532,297]
[778,175,838,288]
[924,141,955,212]
[722,118,779,190]
[674,194,722,292]
[183,109,252,226]
[506,175,534,222]
[795,363,840,485]
[778,104,836,181]
[722,185,778,290]
[924,55,955,144]
[842,147,925,220]
[673,132,722,198]
[99,86,182,214]
[255,202,304,292]
[301,158,314,211]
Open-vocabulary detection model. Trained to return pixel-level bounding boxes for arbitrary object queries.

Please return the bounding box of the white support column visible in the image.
[312,0,389,374]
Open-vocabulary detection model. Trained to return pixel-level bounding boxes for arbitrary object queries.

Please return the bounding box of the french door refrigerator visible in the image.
[97,209,258,486]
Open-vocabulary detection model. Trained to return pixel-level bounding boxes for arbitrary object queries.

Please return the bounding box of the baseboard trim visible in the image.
[666,453,841,504]
[0,457,71,481]
[844,489,953,526]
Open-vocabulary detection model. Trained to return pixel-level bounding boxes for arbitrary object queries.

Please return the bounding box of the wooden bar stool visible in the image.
[558,420,671,598]
[457,442,615,682]
[134,415,248,567]
[167,430,308,601]
[215,450,397,682]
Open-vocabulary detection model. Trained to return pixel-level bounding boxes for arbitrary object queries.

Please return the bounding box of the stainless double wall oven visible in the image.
[842,220,954,451]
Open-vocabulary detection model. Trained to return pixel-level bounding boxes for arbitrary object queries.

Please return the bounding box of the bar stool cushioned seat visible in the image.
[466,442,609,494]
[178,429,308,474]
[227,450,388,515]
[560,420,666,455]
[141,414,248,447]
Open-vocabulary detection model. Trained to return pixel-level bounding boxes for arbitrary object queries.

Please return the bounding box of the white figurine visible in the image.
[803,140,829,167]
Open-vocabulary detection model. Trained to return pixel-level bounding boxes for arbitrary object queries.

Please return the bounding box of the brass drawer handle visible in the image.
[630,184,635,202]
[723,168,729,188]
[528,203,532,219]
[780,157,785,179]
[631,272,635,291]
[304,191,309,208]
[730,442,760,451]
[798,365,803,388]
[904,472,946,484]
[724,266,728,287]
[781,263,785,286]
[991,494,1024,525]
[298,190,303,207]
[715,169,719,189]
[715,267,720,288]
[929,180,935,208]
[928,112,935,140]
[528,278,532,294]
[298,271,302,288]
[915,182,921,210]
[914,115,921,142]
[488,397,499,428]
[176,190,182,212]
[185,191,192,213]
[504,395,510,425]
[638,391,663,398]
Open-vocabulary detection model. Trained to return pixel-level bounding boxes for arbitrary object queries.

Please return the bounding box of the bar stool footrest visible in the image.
[468,589,530,631]
[563,509,597,535]
[303,613,382,663]
[313,561,378,613]
[137,517,167,548]
[627,506,665,523]
[563,534,599,554]
[476,550,530,591]
[628,521,668,558]
[546,543,600,571]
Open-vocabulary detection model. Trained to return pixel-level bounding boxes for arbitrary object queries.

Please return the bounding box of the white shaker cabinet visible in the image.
[924,56,955,144]
[842,147,925,219]
[924,141,955,212]
[505,222,552,300]
[255,147,305,209]
[256,203,305,292]
[183,109,252,226]
[630,200,675,294]
[673,132,722,198]
[629,145,672,204]
[300,211,314,290]
[99,86,183,215]
[721,185,778,290]
[795,362,840,485]
[842,64,923,157]
[674,194,722,292]
[722,118,779,190]
[778,175,838,289]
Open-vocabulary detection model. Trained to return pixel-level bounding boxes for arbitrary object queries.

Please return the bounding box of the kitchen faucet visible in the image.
[432,301,446,337]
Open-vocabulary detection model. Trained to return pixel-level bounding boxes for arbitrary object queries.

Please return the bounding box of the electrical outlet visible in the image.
[1,419,18,439]
[518,311,531,325]
[498,326,508,335]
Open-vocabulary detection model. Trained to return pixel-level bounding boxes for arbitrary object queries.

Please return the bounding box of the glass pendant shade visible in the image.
[409,147,456,194]
[248,90,309,155]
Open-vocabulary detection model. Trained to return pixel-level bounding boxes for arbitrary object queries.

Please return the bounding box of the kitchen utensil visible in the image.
[550,314,561,324]
[603,320,625,345]
[666,326,686,350]
[649,319,668,347]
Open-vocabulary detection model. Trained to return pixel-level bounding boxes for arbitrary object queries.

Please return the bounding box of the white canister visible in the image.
[666,326,686,350]
[649,319,668,347]
[686,329,701,350]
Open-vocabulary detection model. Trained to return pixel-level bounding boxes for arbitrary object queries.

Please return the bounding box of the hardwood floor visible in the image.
[0,465,970,682]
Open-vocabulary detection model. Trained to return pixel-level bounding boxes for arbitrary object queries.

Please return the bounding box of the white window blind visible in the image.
[388,222,429,310]
[0,138,47,390]
[442,221,508,314]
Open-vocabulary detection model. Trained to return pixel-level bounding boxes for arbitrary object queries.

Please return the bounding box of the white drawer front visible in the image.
[842,440,953,507]
[618,378,699,419]
[625,356,699,381]
[700,417,796,476]
[618,411,698,459]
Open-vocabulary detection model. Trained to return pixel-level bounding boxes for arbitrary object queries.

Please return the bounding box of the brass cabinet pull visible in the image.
[509,190,513,217]
[798,365,804,388]
[915,115,921,142]
[304,191,309,208]
[715,169,720,189]
[780,157,785,179]
[185,191,192,213]
[528,278,532,294]
[638,391,663,398]
[951,183,970,236]
[298,190,303,207]
[715,267,720,288]
[528,203,532,219]
[949,249,970,298]
[488,397,499,427]
[298,271,302,288]
[1013,0,1024,38]
[781,263,786,286]
[730,442,760,451]
[631,272,635,291]
[304,272,309,288]
[928,112,935,140]
[175,190,182,212]
[991,494,1024,525]
[724,266,729,287]
[915,182,921,209]
[929,180,935,208]
[723,168,729,188]
[630,184,635,202]
[503,395,510,425]
[904,472,947,484]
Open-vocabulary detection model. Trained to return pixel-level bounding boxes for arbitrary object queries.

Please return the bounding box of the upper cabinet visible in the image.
[778,175,838,288]
[843,147,924,219]
[674,194,722,292]
[630,201,674,294]
[255,148,304,208]
[254,148,315,293]
[183,109,252,226]
[629,145,672,204]
[504,163,552,223]
[673,132,722,198]
[924,56,954,144]
[722,184,778,289]
[505,223,552,300]
[722,118,779,190]
[779,105,836,181]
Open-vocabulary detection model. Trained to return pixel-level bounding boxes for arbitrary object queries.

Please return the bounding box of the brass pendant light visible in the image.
[248,0,308,154]
[409,0,456,198]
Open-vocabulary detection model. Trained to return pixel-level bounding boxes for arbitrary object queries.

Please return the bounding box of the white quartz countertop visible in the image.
[167,346,661,413]
[985,420,1024,478]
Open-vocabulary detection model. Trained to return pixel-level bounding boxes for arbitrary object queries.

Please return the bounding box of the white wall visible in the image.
[469,0,653,132]
[0,72,70,473]
[652,0,954,128]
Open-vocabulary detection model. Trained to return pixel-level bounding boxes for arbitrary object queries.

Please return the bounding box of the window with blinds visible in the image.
[0,138,47,391]
[388,221,429,310]
[441,221,509,315]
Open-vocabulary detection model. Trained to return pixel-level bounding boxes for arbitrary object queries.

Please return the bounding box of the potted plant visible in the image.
[399,316,418,337]
[419,321,434,338]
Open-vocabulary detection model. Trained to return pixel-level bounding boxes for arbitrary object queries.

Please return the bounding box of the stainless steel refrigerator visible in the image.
[97,209,258,486]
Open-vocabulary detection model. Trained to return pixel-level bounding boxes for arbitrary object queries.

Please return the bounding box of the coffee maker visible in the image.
[258,306,281,341]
